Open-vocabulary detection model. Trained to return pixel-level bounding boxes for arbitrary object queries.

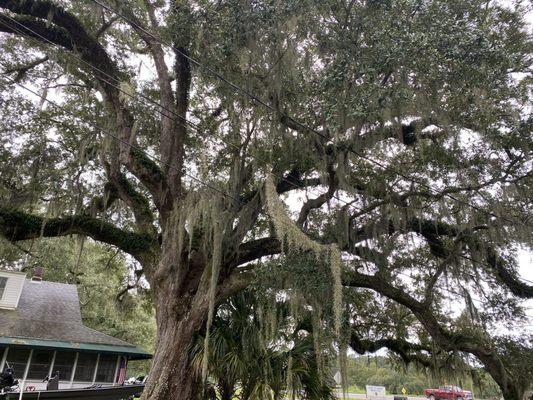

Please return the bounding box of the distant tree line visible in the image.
[347,356,502,398]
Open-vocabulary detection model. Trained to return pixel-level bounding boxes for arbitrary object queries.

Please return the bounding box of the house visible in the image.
[0,269,151,391]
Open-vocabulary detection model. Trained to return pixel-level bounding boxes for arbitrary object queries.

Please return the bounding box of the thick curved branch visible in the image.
[350,332,432,367]
[231,191,261,247]
[0,206,156,261]
[343,269,522,400]
[2,55,48,82]
[0,1,121,101]
[240,174,322,204]
[94,15,119,39]
[88,182,120,215]
[278,176,322,195]
[99,161,157,235]
[484,247,533,299]
[352,120,443,149]
[107,1,180,200]
[348,216,533,299]
[0,1,170,210]
[235,237,281,267]
[113,174,156,234]
[297,164,337,225]
[216,270,255,302]
[406,218,533,299]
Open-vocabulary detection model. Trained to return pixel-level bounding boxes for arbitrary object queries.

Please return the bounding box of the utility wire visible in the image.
[1,9,531,291]
[0,72,242,204]
[90,0,521,224]
[0,70,363,272]
[0,13,357,211]
[1,75,530,321]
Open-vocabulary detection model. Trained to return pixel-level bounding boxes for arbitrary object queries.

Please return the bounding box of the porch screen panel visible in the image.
[73,353,97,382]
[0,346,7,370]
[95,354,116,382]
[5,347,30,380]
[51,351,76,381]
[27,350,53,379]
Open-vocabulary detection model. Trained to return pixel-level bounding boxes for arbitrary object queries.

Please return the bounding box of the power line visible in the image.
[0,72,242,205]
[1,8,531,292]
[1,76,530,320]
[0,13,357,212]
[0,71,365,271]
[90,0,520,224]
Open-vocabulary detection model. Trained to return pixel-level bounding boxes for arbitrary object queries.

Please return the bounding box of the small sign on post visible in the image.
[334,371,342,387]
[366,385,386,400]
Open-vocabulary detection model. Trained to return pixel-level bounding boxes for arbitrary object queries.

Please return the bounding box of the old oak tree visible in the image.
[0,0,532,399]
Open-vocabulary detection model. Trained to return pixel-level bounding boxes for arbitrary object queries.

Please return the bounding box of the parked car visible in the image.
[424,386,473,400]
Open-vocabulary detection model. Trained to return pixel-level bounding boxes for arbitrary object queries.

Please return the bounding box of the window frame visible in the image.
[26,349,54,380]
[50,350,77,382]
[0,276,8,300]
[4,347,31,380]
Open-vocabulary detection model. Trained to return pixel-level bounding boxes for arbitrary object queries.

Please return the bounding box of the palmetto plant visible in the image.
[191,290,336,400]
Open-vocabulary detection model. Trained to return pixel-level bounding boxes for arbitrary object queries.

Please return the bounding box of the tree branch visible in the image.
[0,1,122,102]
[0,206,156,261]
[235,237,281,267]
[484,247,533,299]
[297,164,337,226]
[349,332,432,367]
[2,55,48,82]
[0,1,170,209]
[104,167,157,235]
[107,1,178,202]
[406,218,533,299]
[343,269,521,399]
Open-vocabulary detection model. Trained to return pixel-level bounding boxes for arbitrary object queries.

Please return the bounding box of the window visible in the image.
[5,348,30,380]
[51,351,76,381]
[73,353,97,382]
[95,354,117,383]
[27,350,53,379]
[0,277,7,299]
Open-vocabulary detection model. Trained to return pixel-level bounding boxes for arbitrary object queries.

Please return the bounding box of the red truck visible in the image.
[424,386,473,400]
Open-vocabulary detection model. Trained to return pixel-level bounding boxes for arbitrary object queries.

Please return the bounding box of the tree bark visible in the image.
[141,276,206,400]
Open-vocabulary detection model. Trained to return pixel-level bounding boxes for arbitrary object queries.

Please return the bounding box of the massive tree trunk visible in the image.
[138,221,210,400]
[142,312,201,400]
[141,274,207,400]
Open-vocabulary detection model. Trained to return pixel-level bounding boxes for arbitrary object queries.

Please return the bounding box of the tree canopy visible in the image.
[0,0,531,399]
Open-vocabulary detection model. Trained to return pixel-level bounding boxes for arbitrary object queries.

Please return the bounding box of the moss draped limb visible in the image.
[0,206,157,258]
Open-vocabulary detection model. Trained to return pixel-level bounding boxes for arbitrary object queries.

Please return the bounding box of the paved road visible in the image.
[336,394,426,400]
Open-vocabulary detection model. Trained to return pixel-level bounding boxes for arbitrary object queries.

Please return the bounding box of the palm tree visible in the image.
[191,290,337,400]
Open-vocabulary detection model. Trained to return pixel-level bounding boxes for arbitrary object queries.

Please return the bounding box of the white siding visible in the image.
[0,270,26,309]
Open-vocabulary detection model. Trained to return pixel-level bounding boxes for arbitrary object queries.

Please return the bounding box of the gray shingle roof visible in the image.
[0,279,133,348]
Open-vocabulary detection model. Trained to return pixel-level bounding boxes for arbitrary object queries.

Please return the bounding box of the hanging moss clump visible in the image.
[164,190,228,388]
[264,174,343,335]
[264,174,347,394]
[201,215,224,384]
